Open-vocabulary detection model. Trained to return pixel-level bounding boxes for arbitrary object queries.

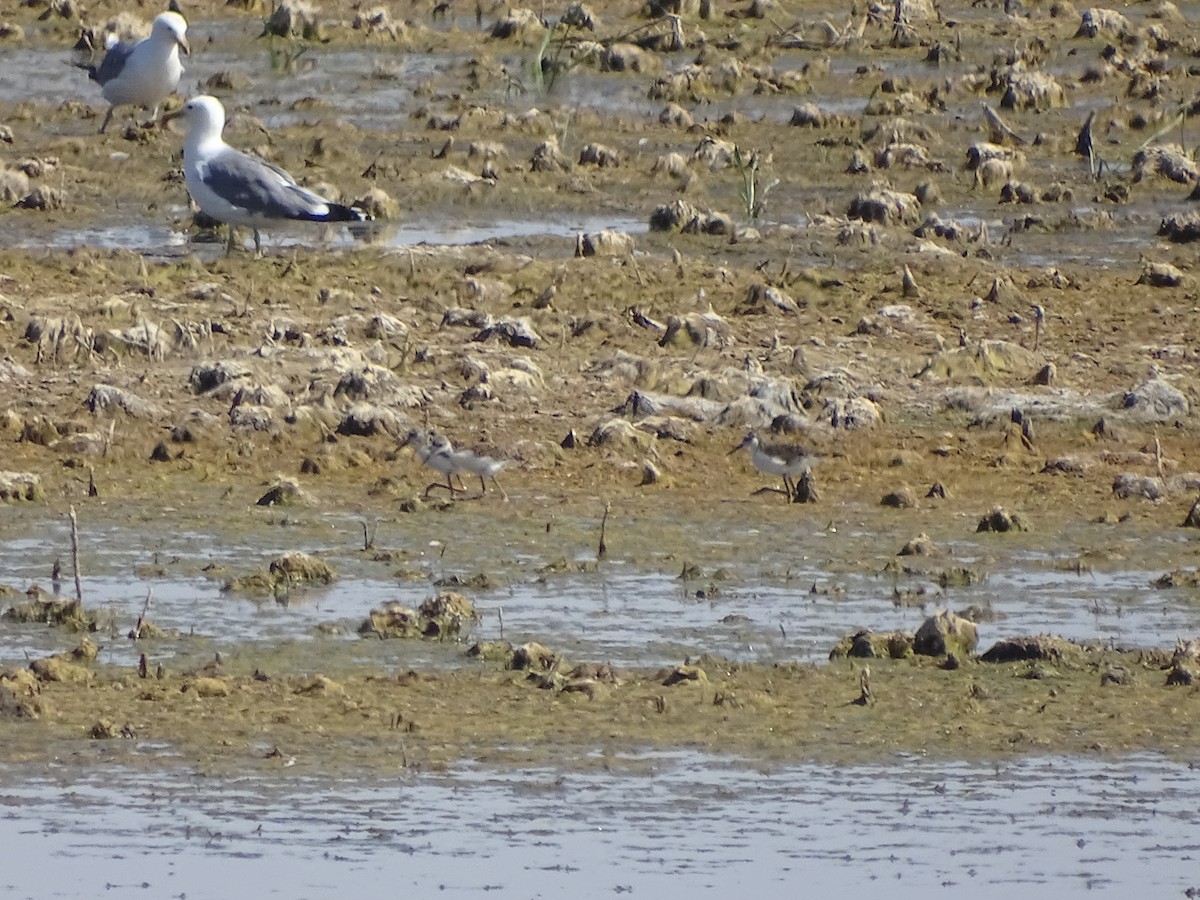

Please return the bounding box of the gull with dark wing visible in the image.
[730,431,816,502]
[81,11,189,134]
[168,95,367,255]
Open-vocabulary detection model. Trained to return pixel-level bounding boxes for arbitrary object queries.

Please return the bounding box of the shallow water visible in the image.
[0,750,1197,898]
[0,504,1195,671]
[14,212,650,255]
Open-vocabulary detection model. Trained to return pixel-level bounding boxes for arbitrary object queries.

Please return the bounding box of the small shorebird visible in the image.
[403,429,466,498]
[80,12,190,134]
[403,428,510,500]
[448,444,510,501]
[730,431,816,502]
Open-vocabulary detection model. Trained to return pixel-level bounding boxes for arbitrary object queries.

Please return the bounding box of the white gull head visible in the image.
[151,12,190,54]
[174,94,226,147]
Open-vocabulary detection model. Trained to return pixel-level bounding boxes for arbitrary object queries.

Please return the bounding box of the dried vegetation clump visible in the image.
[359,592,478,639]
[3,592,95,630]
[0,668,46,719]
[223,552,336,595]
[0,471,43,503]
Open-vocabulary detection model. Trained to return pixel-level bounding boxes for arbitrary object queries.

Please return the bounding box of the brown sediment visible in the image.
[2,648,1198,774]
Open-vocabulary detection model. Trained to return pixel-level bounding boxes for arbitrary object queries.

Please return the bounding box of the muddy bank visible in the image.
[1,642,1197,774]
[0,244,1196,531]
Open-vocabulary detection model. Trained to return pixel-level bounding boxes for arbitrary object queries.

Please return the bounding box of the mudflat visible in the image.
[1,0,1199,771]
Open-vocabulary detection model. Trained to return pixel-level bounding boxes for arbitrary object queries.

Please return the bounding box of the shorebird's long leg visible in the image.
[100,107,114,134]
[424,478,457,499]
[463,476,487,501]
[491,475,509,502]
[783,476,795,502]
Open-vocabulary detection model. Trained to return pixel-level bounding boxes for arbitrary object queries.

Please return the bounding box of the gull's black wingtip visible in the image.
[324,202,371,223]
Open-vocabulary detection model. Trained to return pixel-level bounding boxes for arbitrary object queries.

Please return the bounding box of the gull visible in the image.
[167,95,367,255]
[80,11,190,134]
[730,431,816,502]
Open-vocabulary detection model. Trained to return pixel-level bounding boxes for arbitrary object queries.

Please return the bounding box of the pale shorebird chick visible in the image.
[448,444,510,501]
[167,95,367,255]
[403,428,467,499]
[81,12,190,134]
[730,431,816,502]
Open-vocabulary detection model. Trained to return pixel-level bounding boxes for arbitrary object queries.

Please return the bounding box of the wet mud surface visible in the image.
[5,647,1200,774]
[1,0,1200,783]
